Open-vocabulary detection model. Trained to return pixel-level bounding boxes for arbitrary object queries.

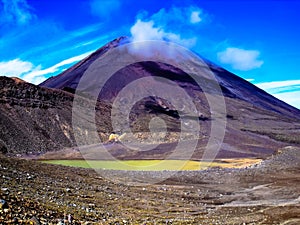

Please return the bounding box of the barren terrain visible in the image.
[1,146,300,224]
[1,37,300,224]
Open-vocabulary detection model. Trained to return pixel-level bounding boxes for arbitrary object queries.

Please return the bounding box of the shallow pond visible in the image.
[43,158,261,171]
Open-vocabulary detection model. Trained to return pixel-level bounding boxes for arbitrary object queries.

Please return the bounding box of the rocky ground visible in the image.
[1,146,300,224]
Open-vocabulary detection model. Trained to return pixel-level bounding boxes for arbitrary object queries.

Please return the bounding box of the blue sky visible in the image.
[0,0,300,108]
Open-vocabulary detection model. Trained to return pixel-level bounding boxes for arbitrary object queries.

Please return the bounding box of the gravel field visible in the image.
[0,146,300,224]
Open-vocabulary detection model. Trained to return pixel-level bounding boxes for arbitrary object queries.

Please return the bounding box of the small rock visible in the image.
[0,199,8,209]
[3,208,9,213]
[56,219,64,225]
[29,216,40,225]
[40,217,47,222]
[67,214,73,223]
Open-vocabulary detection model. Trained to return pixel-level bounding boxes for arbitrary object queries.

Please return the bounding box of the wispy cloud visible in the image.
[73,35,108,48]
[0,0,113,84]
[90,0,121,18]
[0,59,36,77]
[19,23,104,59]
[255,80,300,93]
[150,6,207,27]
[0,51,92,84]
[272,91,300,109]
[255,80,300,109]
[23,51,93,84]
[0,0,36,26]
[218,47,264,71]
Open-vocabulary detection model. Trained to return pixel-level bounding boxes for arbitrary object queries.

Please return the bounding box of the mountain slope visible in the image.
[0,77,75,154]
[39,37,300,159]
[41,37,300,120]
[0,77,112,155]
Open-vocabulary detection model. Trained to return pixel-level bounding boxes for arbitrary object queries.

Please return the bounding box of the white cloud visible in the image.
[23,51,92,84]
[0,0,36,25]
[150,6,205,27]
[0,52,92,85]
[190,11,202,24]
[255,80,300,109]
[129,19,197,59]
[130,20,164,42]
[130,19,196,48]
[255,80,300,92]
[218,47,264,71]
[0,59,35,77]
[90,0,120,18]
[246,78,255,82]
[273,91,300,109]
[129,5,208,49]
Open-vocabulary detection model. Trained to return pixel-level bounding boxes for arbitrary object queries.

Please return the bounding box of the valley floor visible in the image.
[0,147,300,224]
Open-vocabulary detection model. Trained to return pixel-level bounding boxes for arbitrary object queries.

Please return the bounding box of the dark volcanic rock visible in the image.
[0,77,76,154]
[0,77,111,155]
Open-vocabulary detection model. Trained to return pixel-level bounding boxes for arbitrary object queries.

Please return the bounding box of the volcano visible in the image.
[1,37,300,159]
[40,37,300,160]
